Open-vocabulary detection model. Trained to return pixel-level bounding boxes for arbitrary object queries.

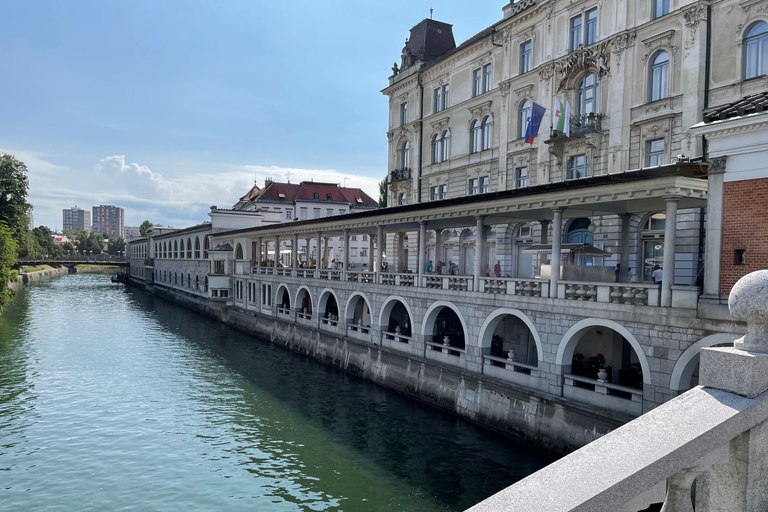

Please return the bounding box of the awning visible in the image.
[522,243,612,257]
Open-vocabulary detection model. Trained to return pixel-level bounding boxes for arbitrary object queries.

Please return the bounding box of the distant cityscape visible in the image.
[62,204,139,239]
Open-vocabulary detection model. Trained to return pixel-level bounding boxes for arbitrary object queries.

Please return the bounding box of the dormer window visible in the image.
[326,193,332,200]
[313,192,319,200]
[356,197,363,204]
[278,193,285,199]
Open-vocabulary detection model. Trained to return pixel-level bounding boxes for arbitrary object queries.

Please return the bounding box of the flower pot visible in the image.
[597,368,608,382]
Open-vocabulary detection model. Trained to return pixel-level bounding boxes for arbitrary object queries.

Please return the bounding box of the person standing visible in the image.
[494,260,501,277]
[425,260,433,273]
[652,264,663,288]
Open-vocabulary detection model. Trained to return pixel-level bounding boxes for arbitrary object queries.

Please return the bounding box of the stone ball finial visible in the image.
[729,270,768,353]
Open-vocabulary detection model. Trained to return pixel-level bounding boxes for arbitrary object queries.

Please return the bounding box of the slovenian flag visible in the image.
[553,97,571,137]
[525,102,546,144]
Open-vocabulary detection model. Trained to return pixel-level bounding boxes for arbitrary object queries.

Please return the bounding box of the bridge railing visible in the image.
[466,270,768,512]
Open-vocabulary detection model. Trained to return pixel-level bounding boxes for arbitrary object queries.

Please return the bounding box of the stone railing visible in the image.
[294,268,313,278]
[563,373,643,416]
[276,306,291,316]
[297,310,313,321]
[448,276,472,291]
[380,272,415,287]
[513,279,543,297]
[562,281,598,302]
[346,271,375,283]
[257,267,272,275]
[426,339,466,357]
[382,330,411,345]
[467,270,768,512]
[318,270,330,280]
[275,268,291,277]
[610,284,652,306]
[481,278,507,294]
[347,322,371,335]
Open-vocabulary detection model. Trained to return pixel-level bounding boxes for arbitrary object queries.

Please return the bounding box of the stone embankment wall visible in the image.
[138,278,625,455]
[72,266,118,274]
[10,266,70,291]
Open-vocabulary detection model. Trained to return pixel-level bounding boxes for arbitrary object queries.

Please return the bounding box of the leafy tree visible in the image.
[0,222,18,314]
[107,237,125,256]
[0,154,33,238]
[139,220,154,237]
[62,241,76,255]
[32,226,63,258]
[378,177,388,208]
[62,228,76,237]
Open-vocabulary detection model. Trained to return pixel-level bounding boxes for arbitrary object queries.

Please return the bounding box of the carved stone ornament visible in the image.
[708,156,727,173]
[499,81,512,111]
[538,63,555,82]
[430,117,450,132]
[683,5,708,48]
[468,100,493,119]
[611,32,636,70]
[554,41,610,92]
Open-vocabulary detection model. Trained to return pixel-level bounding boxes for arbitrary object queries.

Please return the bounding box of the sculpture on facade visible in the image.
[555,41,611,91]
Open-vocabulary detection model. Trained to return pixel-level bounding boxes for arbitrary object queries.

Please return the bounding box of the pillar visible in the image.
[435,229,443,267]
[257,237,263,268]
[418,221,427,283]
[620,214,631,282]
[342,229,350,272]
[376,225,384,273]
[704,157,726,297]
[292,234,299,272]
[550,208,564,298]
[368,233,374,271]
[316,231,322,276]
[539,220,550,244]
[273,235,280,274]
[661,197,679,308]
[322,236,329,268]
[474,215,486,291]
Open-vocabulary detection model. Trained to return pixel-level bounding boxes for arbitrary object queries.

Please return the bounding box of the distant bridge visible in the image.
[16,257,129,268]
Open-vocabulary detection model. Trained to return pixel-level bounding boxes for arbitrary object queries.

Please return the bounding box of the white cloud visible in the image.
[14,150,382,231]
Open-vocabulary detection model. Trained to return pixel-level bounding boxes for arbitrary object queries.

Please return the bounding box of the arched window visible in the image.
[313,192,319,199]
[173,240,178,258]
[470,120,482,153]
[431,133,441,164]
[187,238,192,258]
[744,22,768,79]
[179,239,185,259]
[518,100,532,139]
[441,130,450,161]
[400,140,410,169]
[482,115,493,150]
[641,213,666,282]
[235,244,244,260]
[577,73,598,115]
[194,237,200,259]
[649,51,669,102]
[203,237,210,259]
[163,242,167,258]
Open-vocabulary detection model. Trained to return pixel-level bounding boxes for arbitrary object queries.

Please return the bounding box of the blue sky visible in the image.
[1,0,503,230]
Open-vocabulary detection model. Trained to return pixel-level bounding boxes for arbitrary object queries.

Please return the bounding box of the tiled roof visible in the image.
[238,183,261,201]
[238,180,377,208]
[249,182,301,203]
[296,182,353,202]
[339,187,378,207]
[704,92,768,122]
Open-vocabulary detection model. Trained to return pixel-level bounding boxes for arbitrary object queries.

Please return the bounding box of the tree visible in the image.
[0,221,18,314]
[139,220,154,237]
[32,226,63,258]
[378,177,388,208]
[107,237,125,256]
[0,154,33,238]
[62,241,75,255]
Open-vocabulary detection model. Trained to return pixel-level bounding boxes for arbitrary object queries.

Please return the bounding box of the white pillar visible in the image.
[316,231,322,277]
[322,236,329,268]
[342,229,350,272]
[368,233,374,271]
[474,215,485,291]
[376,225,384,273]
[435,229,443,266]
[292,234,298,272]
[418,221,427,284]
[620,214,631,282]
[539,220,550,244]
[257,237,263,268]
[704,157,726,296]
[550,208,564,298]
[661,197,679,308]
[273,235,280,275]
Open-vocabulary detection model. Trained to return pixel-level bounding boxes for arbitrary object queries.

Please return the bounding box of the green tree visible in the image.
[32,226,63,258]
[378,177,388,208]
[0,154,33,238]
[107,237,125,256]
[62,241,75,255]
[139,220,154,237]
[0,222,18,314]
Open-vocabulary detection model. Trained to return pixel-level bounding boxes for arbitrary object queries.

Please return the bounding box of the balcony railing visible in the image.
[548,113,604,140]
[389,168,411,182]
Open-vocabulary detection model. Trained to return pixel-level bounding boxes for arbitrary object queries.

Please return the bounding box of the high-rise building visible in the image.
[92,205,125,238]
[62,206,91,231]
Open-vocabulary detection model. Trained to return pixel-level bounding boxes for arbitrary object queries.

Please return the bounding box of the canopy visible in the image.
[521,243,612,257]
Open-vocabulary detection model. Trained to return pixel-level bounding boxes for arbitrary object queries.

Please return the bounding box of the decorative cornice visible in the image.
[429,116,450,133]
[708,156,727,174]
[642,29,676,47]
[467,100,493,119]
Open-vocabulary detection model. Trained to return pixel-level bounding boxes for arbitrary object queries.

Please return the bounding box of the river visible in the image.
[0,273,554,511]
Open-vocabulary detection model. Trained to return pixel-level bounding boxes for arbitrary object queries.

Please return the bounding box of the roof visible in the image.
[151,222,211,240]
[236,180,377,207]
[238,183,261,201]
[339,187,378,208]
[704,92,768,123]
[248,182,301,203]
[209,243,233,252]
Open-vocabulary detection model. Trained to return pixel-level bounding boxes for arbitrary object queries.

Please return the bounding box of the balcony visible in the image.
[546,113,604,142]
[389,168,411,183]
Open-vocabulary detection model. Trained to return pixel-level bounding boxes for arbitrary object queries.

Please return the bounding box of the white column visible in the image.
[620,214,631,282]
[704,158,726,296]
[661,197,679,308]
[376,225,384,274]
[292,234,298,273]
[368,233,374,271]
[474,215,485,291]
[418,221,427,285]
[550,208,564,298]
[316,231,322,277]
[435,229,443,266]
[539,220,550,244]
[273,235,280,275]
[322,236,329,268]
[257,236,263,268]
[342,229,350,272]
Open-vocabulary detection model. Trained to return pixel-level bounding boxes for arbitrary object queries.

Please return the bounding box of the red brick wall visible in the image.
[720,178,768,294]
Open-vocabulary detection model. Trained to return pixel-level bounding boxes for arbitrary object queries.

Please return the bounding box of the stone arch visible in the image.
[295,286,313,315]
[187,237,192,258]
[276,284,291,310]
[180,239,185,258]
[556,318,652,386]
[421,300,469,350]
[669,333,740,392]
[318,288,340,319]
[194,237,201,259]
[345,291,372,327]
[235,243,244,260]
[173,240,178,258]
[378,295,415,336]
[478,308,543,364]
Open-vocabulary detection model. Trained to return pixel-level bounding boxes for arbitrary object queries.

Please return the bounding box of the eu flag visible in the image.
[524,102,546,144]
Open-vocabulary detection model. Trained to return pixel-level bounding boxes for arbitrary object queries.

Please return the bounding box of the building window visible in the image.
[520,40,532,74]
[214,260,225,274]
[400,140,410,168]
[431,134,441,164]
[338,209,346,215]
[567,154,588,179]
[577,73,598,115]
[649,51,669,102]
[326,208,334,217]
[442,84,449,110]
[482,115,493,150]
[653,0,669,19]
[400,102,407,126]
[441,130,450,161]
[483,63,492,93]
[641,213,666,281]
[570,15,582,52]
[744,22,768,79]
[398,193,406,206]
[313,208,321,218]
[362,234,368,241]
[516,167,528,188]
[586,8,597,46]
[518,100,531,139]
[433,84,449,113]
[646,139,665,167]
[286,210,293,220]
[470,120,482,153]
[735,249,746,266]
[479,176,489,194]
[469,178,479,195]
[439,184,447,199]
[300,208,307,220]
[473,68,482,97]
[430,186,439,201]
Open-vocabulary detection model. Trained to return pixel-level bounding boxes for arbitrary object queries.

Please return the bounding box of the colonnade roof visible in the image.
[211,163,708,240]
